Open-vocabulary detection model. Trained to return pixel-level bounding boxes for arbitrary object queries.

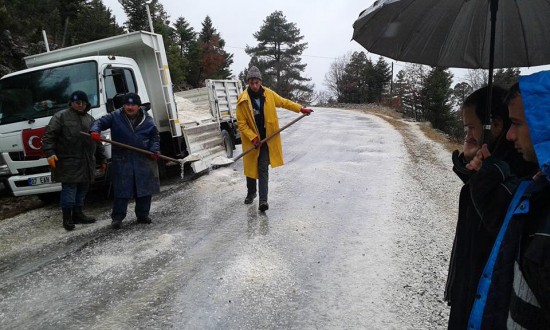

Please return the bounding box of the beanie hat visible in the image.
[69,90,91,111]
[123,92,142,106]
[246,66,262,81]
[69,90,90,105]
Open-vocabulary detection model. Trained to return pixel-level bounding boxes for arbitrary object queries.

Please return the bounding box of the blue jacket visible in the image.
[90,108,160,198]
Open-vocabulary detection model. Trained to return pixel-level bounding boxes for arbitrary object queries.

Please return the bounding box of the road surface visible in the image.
[0,107,461,329]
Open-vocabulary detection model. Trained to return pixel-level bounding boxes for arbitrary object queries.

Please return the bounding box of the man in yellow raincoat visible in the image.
[236,66,313,212]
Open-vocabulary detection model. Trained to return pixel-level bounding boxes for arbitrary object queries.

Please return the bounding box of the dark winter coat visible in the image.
[42,107,105,183]
[507,179,550,329]
[444,140,536,330]
[90,108,160,198]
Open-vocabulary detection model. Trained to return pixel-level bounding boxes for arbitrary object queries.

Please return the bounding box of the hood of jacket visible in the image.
[519,71,550,171]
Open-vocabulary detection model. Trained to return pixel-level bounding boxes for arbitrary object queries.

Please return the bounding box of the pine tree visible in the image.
[421,67,454,132]
[340,51,369,103]
[69,0,123,45]
[493,68,520,89]
[173,17,196,57]
[245,11,312,100]
[366,57,392,103]
[169,16,196,89]
[198,16,233,82]
[119,0,149,32]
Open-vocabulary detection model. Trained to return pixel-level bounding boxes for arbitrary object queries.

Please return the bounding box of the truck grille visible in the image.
[8,152,41,161]
[18,165,51,175]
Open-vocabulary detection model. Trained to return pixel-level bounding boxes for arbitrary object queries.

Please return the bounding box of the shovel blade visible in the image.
[210,156,235,167]
[181,153,201,164]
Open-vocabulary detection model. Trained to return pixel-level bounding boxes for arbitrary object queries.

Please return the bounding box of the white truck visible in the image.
[0,31,242,201]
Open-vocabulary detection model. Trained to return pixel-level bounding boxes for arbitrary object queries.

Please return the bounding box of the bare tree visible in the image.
[395,63,427,120]
[324,53,350,101]
[314,90,332,105]
[466,69,488,90]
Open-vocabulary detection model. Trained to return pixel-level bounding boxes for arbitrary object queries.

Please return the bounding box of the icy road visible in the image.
[0,107,461,329]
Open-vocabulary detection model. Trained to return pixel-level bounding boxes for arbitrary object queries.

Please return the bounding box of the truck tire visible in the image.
[222,130,234,158]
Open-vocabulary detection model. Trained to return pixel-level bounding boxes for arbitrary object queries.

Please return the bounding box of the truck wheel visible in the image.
[38,192,60,204]
[222,130,234,158]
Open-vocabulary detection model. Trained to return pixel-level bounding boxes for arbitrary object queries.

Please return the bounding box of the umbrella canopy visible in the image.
[352,0,550,70]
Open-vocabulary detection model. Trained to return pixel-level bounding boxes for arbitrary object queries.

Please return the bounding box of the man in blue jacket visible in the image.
[90,93,160,229]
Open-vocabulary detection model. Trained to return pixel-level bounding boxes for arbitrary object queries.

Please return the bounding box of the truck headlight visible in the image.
[0,154,9,175]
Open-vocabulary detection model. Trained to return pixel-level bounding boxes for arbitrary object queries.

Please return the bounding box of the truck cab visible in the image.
[0,31,233,199]
[0,55,151,197]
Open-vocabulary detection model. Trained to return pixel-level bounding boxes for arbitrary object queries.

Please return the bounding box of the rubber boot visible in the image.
[259,200,269,212]
[62,208,75,231]
[73,206,96,224]
[244,192,257,204]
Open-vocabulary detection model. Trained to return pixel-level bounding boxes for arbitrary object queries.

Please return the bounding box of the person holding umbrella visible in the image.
[467,76,550,329]
[90,92,160,229]
[236,66,312,212]
[444,86,536,329]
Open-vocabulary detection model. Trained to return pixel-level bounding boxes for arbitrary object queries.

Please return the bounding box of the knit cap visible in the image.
[246,66,262,81]
[124,92,142,106]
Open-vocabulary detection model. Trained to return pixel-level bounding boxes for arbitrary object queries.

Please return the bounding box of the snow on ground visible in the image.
[370,112,461,328]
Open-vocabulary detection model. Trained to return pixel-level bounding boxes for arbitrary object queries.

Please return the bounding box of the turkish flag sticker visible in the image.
[22,127,47,157]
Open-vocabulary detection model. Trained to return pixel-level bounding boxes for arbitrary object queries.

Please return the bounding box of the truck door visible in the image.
[103,66,138,113]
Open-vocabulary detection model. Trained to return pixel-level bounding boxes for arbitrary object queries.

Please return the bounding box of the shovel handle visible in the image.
[233,113,308,162]
[80,131,180,163]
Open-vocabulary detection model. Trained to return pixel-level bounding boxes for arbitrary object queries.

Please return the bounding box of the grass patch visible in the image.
[417,122,462,153]
[357,104,462,153]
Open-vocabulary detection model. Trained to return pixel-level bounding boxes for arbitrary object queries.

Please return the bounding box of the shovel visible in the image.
[211,113,309,167]
[80,131,200,164]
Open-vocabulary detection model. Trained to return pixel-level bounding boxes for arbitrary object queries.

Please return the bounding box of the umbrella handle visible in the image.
[80,131,180,163]
[232,114,308,162]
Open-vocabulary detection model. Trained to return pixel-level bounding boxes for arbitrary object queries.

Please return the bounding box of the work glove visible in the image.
[300,108,313,115]
[101,163,107,174]
[90,131,101,142]
[47,155,58,169]
[252,137,261,149]
[150,151,160,160]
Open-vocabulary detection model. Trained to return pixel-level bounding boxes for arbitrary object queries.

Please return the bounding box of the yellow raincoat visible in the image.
[236,87,302,179]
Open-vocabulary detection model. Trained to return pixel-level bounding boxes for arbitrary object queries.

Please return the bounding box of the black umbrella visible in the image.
[352,0,550,136]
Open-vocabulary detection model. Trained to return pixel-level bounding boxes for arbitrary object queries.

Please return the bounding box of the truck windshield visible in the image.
[0,61,98,125]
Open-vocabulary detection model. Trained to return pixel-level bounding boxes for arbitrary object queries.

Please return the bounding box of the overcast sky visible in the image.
[102,0,376,93]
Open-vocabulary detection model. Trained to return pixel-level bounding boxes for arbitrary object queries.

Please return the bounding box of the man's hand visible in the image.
[90,131,101,142]
[252,137,261,149]
[47,155,58,169]
[300,108,313,115]
[466,144,491,171]
[150,151,160,160]
[101,163,107,174]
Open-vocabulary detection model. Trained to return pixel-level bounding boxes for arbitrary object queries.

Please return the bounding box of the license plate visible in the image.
[28,175,52,186]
